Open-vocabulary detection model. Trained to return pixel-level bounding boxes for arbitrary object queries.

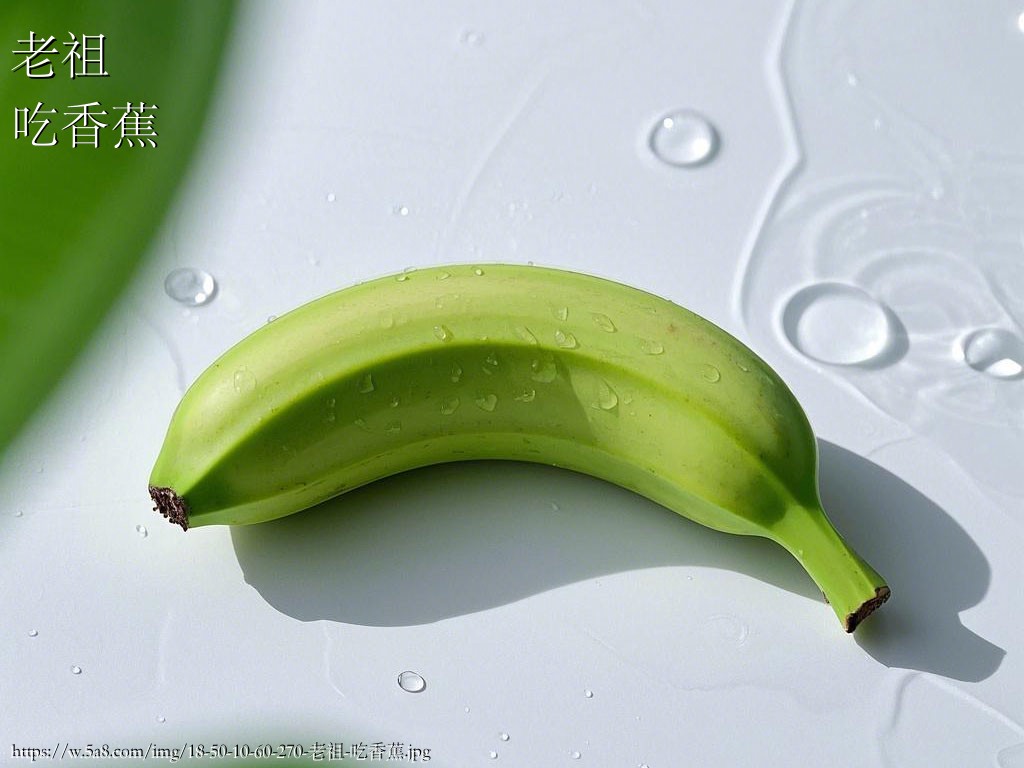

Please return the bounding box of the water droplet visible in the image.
[846,72,859,87]
[872,116,884,131]
[233,368,257,393]
[700,364,721,383]
[464,706,471,713]
[157,715,166,723]
[554,306,569,321]
[530,358,557,383]
[593,379,619,411]
[393,205,410,217]
[555,329,578,349]
[437,271,451,280]
[354,418,370,431]
[571,751,581,760]
[473,267,485,276]
[649,110,719,167]
[450,363,463,383]
[483,351,499,372]
[266,314,277,324]
[640,339,664,355]
[359,373,375,393]
[308,255,320,267]
[959,328,1024,379]
[584,689,594,698]
[28,629,38,637]
[396,273,409,282]
[592,313,616,332]
[461,29,484,46]
[397,670,425,693]
[550,502,560,512]
[434,324,453,342]
[135,524,148,538]
[1018,11,1024,34]
[71,665,82,675]
[441,397,460,415]
[513,325,538,345]
[164,268,216,306]
[389,395,400,408]
[326,193,336,203]
[475,393,498,412]
[14,510,23,517]
[488,751,498,760]
[514,388,536,403]
[499,733,509,742]
[781,283,899,366]
[325,397,337,422]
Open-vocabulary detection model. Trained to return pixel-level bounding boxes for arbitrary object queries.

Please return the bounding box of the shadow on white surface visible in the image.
[818,442,1004,682]
[233,444,1002,682]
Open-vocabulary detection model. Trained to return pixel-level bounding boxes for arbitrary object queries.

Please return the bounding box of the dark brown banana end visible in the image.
[149,485,189,531]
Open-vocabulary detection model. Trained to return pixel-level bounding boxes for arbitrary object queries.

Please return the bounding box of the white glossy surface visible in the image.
[3,1,1023,765]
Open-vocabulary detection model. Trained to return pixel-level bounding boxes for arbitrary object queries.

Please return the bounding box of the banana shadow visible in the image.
[232,441,1002,682]
[816,441,1003,681]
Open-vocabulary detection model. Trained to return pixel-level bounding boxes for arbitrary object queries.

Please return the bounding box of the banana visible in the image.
[149,264,889,631]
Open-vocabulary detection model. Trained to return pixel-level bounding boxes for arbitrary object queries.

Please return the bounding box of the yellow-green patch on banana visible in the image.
[149,264,889,632]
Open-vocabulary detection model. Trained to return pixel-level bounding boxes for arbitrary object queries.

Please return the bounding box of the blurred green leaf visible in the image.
[0,0,236,453]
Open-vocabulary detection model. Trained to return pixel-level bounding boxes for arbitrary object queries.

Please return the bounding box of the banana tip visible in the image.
[149,485,189,531]
[844,585,890,633]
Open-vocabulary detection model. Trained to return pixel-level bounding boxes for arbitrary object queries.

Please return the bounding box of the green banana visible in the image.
[149,264,889,632]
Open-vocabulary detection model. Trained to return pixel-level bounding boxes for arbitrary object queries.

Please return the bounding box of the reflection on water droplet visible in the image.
[393,205,410,216]
[434,324,453,342]
[164,268,216,306]
[531,358,557,383]
[450,363,463,383]
[701,364,721,383]
[441,397,460,415]
[959,328,1024,380]
[136,524,148,538]
[554,306,569,321]
[326,193,336,203]
[359,373,375,393]
[640,339,664,355]
[555,329,578,349]
[473,267,485,276]
[782,283,899,366]
[584,689,594,698]
[649,110,719,167]
[475,393,498,412]
[397,670,425,693]
[233,368,257,393]
[514,388,536,402]
[514,325,538,345]
[499,733,509,742]
[28,629,38,637]
[593,379,619,411]
[71,665,82,675]
[592,312,616,332]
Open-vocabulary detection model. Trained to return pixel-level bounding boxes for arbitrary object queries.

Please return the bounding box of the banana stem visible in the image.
[773,505,890,632]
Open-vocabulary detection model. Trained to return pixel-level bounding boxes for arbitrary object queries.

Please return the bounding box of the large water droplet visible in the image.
[164,268,216,306]
[593,379,619,411]
[959,328,1024,380]
[640,339,664,355]
[555,329,578,349]
[700,364,721,383]
[441,397,460,415]
[782,283,900,366]
[513,325,538,345]
[434,324,453,342]
[530,358,557,383]
[135,524,148,538]
[649,110,719,167]
[397,670,426,693]
[475,393,498,412]
[233,368,257,393]
[592,313,616,332]
[359,373,376,393]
